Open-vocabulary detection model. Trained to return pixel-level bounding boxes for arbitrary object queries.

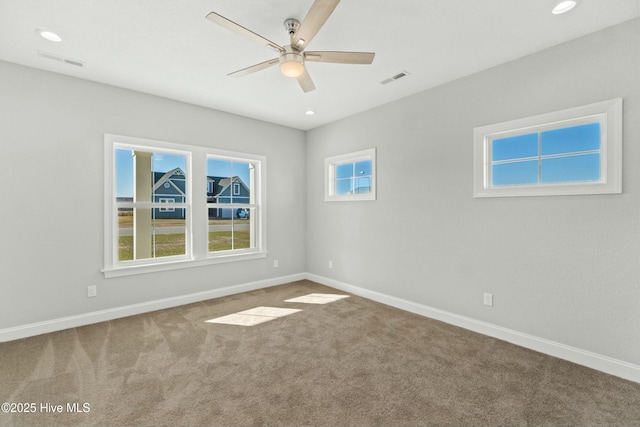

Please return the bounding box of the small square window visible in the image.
[325,148,376,202]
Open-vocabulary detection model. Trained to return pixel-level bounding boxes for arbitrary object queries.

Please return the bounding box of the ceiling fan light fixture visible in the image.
[279,53,305,78]
[552,0,579,15]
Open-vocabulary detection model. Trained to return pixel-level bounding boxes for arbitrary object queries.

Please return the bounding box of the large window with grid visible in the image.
[104,134,266,277]
[473,99,622,198]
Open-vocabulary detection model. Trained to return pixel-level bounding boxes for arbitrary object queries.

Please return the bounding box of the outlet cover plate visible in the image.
[483,293,493,306]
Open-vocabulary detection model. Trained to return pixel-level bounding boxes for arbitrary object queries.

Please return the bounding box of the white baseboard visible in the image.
[306,273,640,384]
[3,271,638,384]
[0,273,306,343]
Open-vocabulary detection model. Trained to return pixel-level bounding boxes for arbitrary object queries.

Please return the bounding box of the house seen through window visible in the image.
[206,158,254,252]
[115,149,188,262]
[105,134,266,277]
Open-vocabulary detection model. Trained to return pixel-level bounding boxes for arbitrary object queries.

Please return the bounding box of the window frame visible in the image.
[104,134,267,278]
[206,154,260,255]
[473,98,622,198]
[325,148,377,202]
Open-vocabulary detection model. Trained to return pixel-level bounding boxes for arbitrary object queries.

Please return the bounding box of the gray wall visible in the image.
[1,18,638,369]
[306,19,640,365]
[0,60,306,329]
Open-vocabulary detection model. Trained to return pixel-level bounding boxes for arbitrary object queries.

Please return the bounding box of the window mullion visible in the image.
[191,152,207,260]
[351,162,356,194]
[538,131,542,184]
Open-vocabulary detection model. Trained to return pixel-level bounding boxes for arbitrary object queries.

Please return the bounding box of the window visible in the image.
[474,98,622,197]
[104,134,266,277]
[325,148,376,201]
[206,157,256,253]
[158,198,175,212]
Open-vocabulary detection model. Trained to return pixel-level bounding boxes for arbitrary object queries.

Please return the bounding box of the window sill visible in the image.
[325,193,377,202]
[103,251,267,278]
[474,180,620,198]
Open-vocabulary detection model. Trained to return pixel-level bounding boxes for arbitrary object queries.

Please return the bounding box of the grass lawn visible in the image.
[118,215,236,228]
[119,234,186,260]
[119,231,250,260]
[209,231,250,251]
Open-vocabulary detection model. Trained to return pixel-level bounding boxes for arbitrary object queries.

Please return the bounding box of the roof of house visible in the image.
[153,167,249,197]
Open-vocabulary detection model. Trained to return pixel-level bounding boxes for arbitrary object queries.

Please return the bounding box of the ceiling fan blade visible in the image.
[297,68,316,92]
[305,51,375,64]
[228,58,280,78]
[206,12,284,53]
[291,0,340,50]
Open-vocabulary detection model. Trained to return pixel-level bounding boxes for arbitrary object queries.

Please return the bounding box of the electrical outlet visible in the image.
[273,259,279,268]
[483,293,493,307]
[87,285,97,298]
[328,260,333,269]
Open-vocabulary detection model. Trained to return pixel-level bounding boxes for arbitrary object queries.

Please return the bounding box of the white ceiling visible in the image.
[1,0,638,130]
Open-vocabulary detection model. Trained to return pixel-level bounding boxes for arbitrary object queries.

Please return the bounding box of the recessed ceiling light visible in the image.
[36,28,62,42]
[552,0,579,15]
[305,110,316,116]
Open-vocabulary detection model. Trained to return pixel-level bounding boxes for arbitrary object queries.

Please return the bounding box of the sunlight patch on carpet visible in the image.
[285,293,350,304]
[205,306,302,326]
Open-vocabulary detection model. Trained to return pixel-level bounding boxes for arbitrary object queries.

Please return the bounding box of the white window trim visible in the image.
[325,148,377,202]
[103,134,267,278]
[206,155,261,254]
[473,98,622,198]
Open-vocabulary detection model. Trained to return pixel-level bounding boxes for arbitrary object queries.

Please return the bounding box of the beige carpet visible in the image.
[1,280,639,426]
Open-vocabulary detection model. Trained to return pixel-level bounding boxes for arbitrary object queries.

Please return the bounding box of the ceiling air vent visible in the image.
[380,70,410,85]
[63,58,85,67]
[37,50,86,68]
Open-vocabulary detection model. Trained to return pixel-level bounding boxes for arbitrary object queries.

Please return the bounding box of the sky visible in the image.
[490,123,601,186]
[115,149,250,198]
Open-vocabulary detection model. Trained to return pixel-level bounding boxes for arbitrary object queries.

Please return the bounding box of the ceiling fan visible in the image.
[205,0,375,92]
